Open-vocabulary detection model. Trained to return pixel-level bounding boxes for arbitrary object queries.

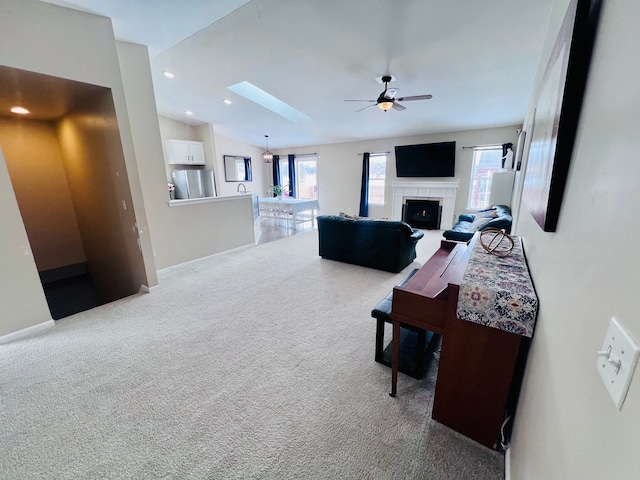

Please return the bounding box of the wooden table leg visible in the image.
[390,319,400,397]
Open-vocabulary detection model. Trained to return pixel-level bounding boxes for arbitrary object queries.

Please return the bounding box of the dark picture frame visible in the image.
[521,0,601,232]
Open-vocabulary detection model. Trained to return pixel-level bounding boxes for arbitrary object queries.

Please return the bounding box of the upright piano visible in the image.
[390,235,533,449]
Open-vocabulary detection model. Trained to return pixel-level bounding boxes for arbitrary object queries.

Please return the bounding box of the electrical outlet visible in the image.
[597,317,640,410]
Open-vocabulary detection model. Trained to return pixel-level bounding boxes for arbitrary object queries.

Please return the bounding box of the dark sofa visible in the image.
[442,205,512,242]
[317,215,424,273]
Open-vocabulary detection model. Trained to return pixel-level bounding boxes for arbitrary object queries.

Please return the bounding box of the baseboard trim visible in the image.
[505,446,511,480]
[0,319,55,345]
[157,241,256,274]
[138,284,160,294]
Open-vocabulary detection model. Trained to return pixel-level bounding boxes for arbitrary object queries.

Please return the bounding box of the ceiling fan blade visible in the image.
[395,94,432,102]
[356,103,378,112]
[383,88,399,99]
[392,102,406,111]
[344,99,375,102]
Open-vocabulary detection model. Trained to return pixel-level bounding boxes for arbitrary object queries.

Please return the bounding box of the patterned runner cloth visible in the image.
[456,235,538,337]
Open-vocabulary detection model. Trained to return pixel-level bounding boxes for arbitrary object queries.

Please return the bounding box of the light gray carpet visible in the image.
[0,229,504,479]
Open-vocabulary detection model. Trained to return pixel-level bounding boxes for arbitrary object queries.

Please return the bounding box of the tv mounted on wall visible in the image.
[394,141,456,177]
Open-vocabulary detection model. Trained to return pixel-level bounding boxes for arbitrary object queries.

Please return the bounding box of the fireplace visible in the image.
[392,181,459,230]
[403,199,442,229]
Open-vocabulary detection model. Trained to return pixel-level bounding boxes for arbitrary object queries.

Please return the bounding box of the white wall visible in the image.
[277,126,518,224]
[510,1,640,478]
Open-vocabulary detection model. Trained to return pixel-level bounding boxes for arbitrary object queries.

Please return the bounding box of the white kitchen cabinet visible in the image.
[165,139,206,165]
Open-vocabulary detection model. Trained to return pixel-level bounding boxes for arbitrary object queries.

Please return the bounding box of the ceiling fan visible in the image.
[345,75,432,112]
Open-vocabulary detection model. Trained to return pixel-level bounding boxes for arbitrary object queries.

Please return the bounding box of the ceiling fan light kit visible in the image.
[345,74,432,112]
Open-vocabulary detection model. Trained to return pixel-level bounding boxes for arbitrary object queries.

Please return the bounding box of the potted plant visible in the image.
[268,184,285,199]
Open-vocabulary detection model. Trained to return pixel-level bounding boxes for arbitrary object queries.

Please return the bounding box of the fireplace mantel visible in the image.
[392,180,459,230]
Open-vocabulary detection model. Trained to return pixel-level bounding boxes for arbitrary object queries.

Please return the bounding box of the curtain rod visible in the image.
[462,144,503,149]
[274,153,317,157]
[357,151,390,156]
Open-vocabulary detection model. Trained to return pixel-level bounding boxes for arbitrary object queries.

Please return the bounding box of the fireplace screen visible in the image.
[403,200,442,229]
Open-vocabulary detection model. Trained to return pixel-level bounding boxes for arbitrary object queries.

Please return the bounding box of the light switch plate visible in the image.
[597,317,640,410]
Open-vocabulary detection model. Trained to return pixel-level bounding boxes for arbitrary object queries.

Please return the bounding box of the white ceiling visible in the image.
[40,0,553,150]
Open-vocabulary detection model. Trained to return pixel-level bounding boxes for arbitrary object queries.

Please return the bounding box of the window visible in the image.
[368,155,386,205]
[278,157,290,192]
[467,147,503,210]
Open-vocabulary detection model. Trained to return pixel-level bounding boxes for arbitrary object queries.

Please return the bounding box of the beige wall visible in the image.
[510,0,640,478]
[158,115,204,184]
[57,91,140,303]
[157,116,269,199]
[0,145,52,335]
[114,40,168,287]
[213,131,268,198]
[0,118,85,271]
[0,0,155,336]
[118,43,260,272]
[154,197,255,269]
[149,115,258,269]
[119,47,256,271]
[277,126,519,224]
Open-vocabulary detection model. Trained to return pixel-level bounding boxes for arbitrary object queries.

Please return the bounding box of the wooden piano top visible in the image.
[391,239,474,333]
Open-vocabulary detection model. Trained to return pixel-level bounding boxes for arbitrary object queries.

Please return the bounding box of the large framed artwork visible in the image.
[521,0,601,232]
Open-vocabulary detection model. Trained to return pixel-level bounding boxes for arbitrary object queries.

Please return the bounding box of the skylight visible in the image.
[227,81,311,123]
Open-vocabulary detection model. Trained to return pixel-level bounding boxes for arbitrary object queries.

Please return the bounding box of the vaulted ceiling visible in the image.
[40,0,554,149]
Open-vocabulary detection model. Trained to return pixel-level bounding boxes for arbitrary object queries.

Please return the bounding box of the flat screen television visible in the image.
[395,141,456,177]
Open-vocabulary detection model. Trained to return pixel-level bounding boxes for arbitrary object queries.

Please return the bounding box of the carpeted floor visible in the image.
[0,229,504,479]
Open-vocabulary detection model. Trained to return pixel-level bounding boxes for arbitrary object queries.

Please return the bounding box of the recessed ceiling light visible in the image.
[223,99,232,105]
[163,71,175,79]
[10,106,30,115]
[184,110,193,115]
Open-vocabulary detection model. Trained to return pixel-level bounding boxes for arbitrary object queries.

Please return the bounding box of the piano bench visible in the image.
[371,269,437,379]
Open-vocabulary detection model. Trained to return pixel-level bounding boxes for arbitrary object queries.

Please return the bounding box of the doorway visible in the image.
[0,66,146,320]
[278,155,318,200]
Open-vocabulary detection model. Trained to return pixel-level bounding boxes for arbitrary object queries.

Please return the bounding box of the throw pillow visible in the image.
[467,216,493,232]
[476,209,498,219]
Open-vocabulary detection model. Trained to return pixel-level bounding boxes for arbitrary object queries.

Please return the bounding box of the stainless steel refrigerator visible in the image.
[171,169,216,199]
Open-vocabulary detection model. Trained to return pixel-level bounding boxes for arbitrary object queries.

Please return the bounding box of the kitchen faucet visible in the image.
[237,183,246,194]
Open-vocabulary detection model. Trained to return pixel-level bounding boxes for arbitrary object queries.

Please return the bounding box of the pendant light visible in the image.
[262,135,273,163]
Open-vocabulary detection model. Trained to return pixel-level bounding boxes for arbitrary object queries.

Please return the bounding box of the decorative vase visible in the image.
[277,194,283,200]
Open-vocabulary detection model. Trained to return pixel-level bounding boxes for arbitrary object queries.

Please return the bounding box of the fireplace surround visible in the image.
[392,180,459,230]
